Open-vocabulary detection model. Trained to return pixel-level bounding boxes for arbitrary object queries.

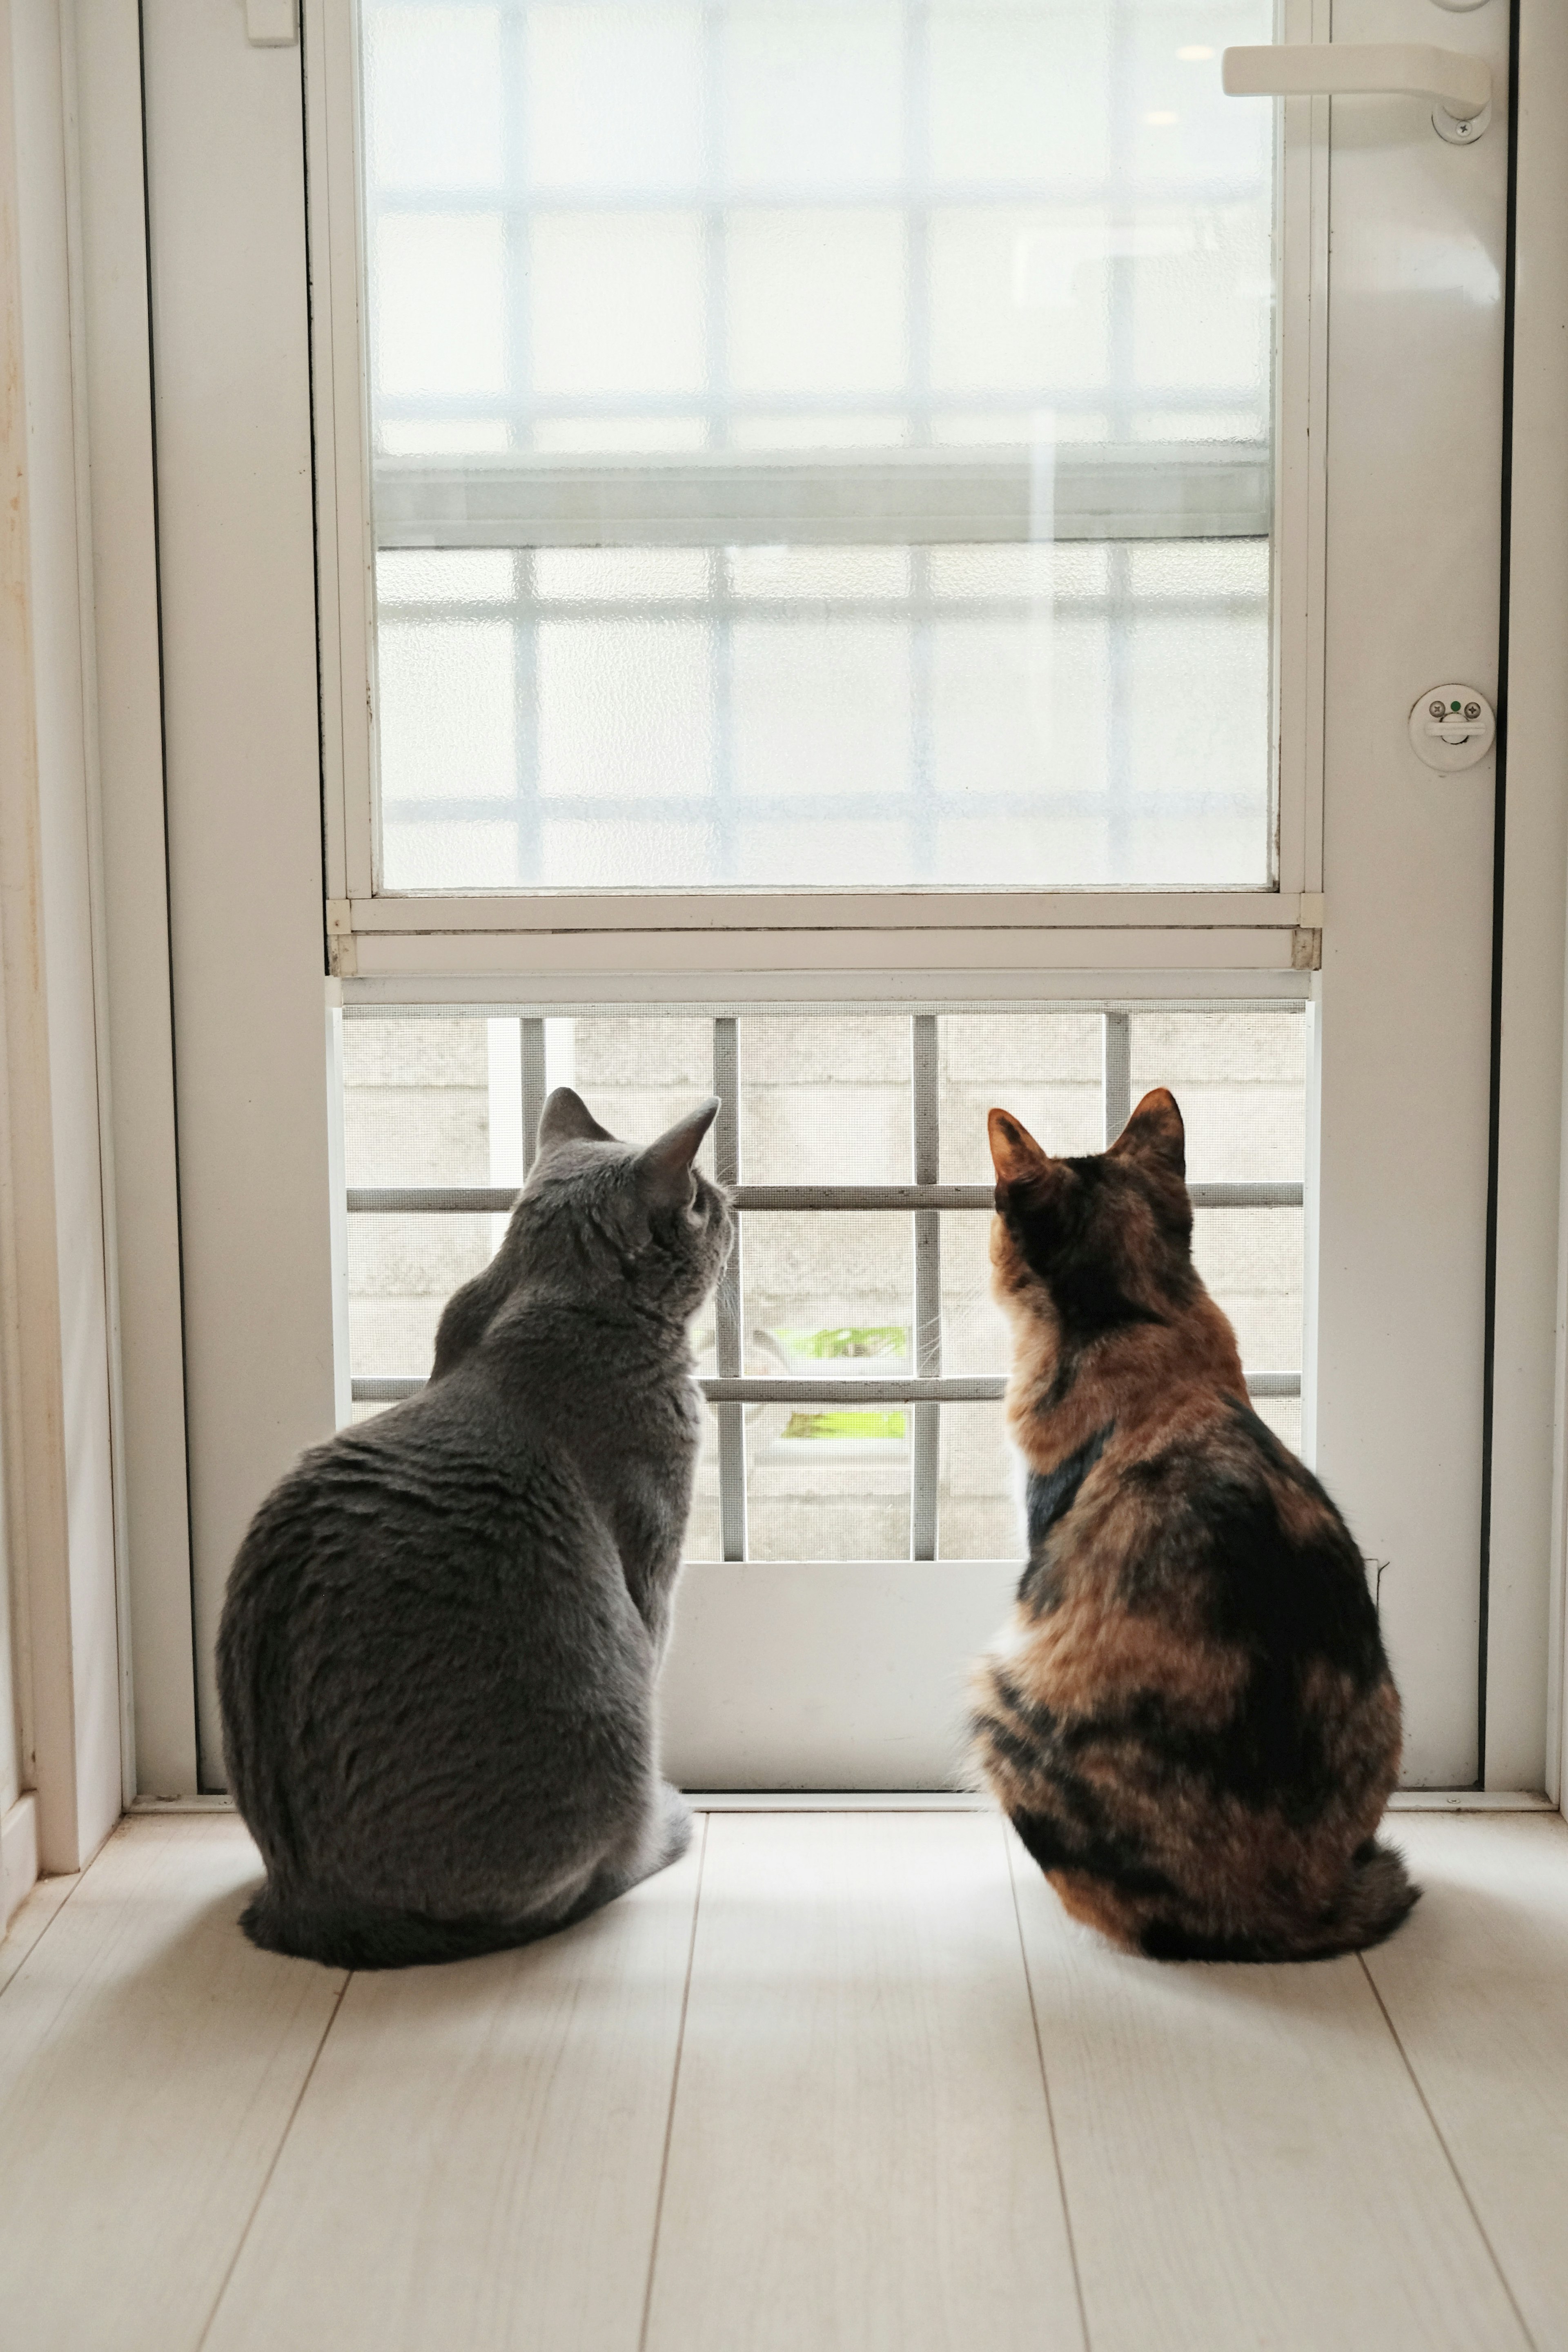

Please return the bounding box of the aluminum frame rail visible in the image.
[345,1011,1306,1550]
[373,445,1274,550]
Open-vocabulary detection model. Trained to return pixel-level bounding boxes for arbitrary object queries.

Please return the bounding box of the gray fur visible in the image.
[217,1088,730,1969]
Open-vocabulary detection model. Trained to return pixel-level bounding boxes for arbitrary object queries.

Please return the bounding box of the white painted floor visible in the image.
[0,1806,1563,2352]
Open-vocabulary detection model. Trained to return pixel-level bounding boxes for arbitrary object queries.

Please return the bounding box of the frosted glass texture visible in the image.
[361,0,1276,893]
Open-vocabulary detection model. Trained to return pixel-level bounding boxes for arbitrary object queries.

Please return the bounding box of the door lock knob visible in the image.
[1408,684,1494,771]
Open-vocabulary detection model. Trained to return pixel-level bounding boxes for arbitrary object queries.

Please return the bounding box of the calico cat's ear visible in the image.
[988,1107,1052,1187]
[639,1097,721,1202]
[536,1087,617,1151]
[1110,1087,1185,1178]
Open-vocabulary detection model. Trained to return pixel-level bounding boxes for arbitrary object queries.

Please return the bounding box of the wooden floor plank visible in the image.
[643,1813,1085,2352]
[202,1831,704,2352]
[0,1815,344,2352]
[1008,1829,1529,2352]
[1362,1813,1568,2350]
[0,1868,80,1999]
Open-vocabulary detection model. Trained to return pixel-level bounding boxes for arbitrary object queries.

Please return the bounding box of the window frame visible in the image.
[303,0,1326,980]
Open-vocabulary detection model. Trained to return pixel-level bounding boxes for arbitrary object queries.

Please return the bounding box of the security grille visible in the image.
[347,1006,1302,1559]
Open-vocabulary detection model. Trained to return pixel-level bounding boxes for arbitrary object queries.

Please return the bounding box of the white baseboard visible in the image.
[121,1789,1560,1820]
[1387,1788,1557,1813]
[128,1794,235,1815]
[1,1793,40,1930]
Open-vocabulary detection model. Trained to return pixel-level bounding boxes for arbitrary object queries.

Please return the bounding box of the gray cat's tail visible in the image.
[239,1880,605,1971]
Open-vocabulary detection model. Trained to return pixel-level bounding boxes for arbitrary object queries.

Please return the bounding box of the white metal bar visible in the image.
[1102,1007,1132,1145]
[346,1179,1305,1214]
[713,1017,747,1561]
[910,1014,941,1561]
[352,1370,1303,1405]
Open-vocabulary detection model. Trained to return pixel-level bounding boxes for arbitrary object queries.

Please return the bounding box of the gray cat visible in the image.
[218,1087,730,1969]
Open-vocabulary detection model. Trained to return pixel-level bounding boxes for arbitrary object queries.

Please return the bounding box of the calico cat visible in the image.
[218,1086,731,1969]
[971,1086,1417,1962]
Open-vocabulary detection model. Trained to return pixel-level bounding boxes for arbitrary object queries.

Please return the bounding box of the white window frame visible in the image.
[302,0,1328,984]
[73,0,1560,1804]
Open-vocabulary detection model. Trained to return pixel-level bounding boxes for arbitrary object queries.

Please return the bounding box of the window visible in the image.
[357,0,1278,896]
[345,1000,1305,1560]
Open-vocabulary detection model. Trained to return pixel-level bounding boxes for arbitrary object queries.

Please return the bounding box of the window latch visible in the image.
[1222,43,1491,143]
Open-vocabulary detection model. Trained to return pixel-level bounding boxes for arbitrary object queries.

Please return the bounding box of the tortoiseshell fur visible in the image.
[971,1087,1417,1962]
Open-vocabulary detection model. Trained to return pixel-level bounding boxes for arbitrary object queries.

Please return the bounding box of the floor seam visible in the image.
[0,1871,86,2001]
[637,1811,708,2352]
[1005,1824,1092,2352]
[193,1965,353,2352]
[1356,1951,1539,2352]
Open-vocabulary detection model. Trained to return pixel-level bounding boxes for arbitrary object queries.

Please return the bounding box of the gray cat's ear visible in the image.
[639,1097,720,1202]
[536,1087,616,1152]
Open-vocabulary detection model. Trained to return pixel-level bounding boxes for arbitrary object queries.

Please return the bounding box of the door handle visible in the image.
[1222,44,1491,140]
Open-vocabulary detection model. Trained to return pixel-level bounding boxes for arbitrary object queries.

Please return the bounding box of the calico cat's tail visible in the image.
[1330,1835,1422,1952]
[1139,1836,1421,1964]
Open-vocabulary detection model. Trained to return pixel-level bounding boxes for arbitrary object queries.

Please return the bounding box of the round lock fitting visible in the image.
[1408,684,1495,773]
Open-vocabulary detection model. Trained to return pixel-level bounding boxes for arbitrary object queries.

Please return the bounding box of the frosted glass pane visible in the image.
[534,547,710,599]
[929,4,1109,184]
[721,3,903,189]
[930,615,1109,799]
[529,214,706,395]
[726,211,906,395]
[727,546,910,598]
[538,818,716,886]
[360,0,1279,893]
[530,416,709,452]
[379,419,511,454]
[376,620,515,800]
[731,623,911,799]
[728,412,910,449]
[930,210,1110,394]
[383,821,521,890]
[377,550,516,605]
[1131,212,1272,401]
[376,215,506,396]
[537,619,714,797]
[373,541,1270,889]
[524,5,704,191]
[367,6,503,190]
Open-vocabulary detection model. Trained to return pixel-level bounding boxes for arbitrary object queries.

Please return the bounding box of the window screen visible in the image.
[344,1002,1305,1560]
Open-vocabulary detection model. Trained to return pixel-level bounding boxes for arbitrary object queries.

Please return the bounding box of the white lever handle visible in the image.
[1222,43,1490,121]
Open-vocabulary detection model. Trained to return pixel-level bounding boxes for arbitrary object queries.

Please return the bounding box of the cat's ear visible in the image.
[988,1107,1052,1188]
[639,1097,721,1203]
[1109,1087,1185,1178]
[536,1087,616,1152]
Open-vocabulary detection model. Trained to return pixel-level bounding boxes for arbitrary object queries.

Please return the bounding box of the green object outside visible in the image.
[781,1410,907,1442]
